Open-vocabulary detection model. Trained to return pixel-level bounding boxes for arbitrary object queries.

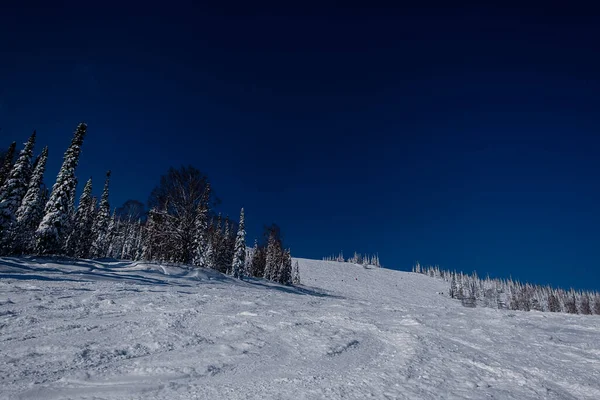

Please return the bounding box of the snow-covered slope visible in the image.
[1,257,599,399]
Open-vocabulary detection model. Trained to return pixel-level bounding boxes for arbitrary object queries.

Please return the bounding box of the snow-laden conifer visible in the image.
[11,146,48,254]
[231,208,246,279]
[65,177,95,258]
[292,259,301,285]
[250,239,265,277]
[0,142,16,188]
[192,184,211,268]
[221,216,234,273]
[0,131,36,242]
[91,171,111,258]
[36,123,87,255]
[264,232,281,281]
[275,249,292,285]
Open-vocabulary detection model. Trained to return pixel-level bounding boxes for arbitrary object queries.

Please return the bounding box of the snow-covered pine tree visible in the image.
[579,293,592,315]
[105,210,118,258]
[413,262,421,274]
[132,219,143,260]
[141,208,159,261]
[65,177,95,258]
[263,232,277,280]
[204,240,216,269]
[36,123,87,255]
[457,273,464,299]
[35,186,49,229]
[449,272,457,299]
[212,213,225,271]
[0,142,16,188]
[117,218,131,259]
[59,175,79,254]
[222,216,234,274]
[91,171,111,258]
[230,208,246,279]
[119,217,133,259]
[244,246,253,276]
[0,131,36,248]
[564,290,578,314]
[593,293,600,315]
[250,239,266,277]
[192,183,211,268]
[11,146,48,254]
[547,290,561,312]
[276,248,293,285]
[292,259,301,285]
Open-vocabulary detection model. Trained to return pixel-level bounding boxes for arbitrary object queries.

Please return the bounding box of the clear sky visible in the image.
[1,3,599,290]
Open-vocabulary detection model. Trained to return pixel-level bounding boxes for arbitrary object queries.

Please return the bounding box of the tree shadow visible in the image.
[1,257,341,298]
[0,258,180,286]
[241,278,343,299]
[0,273,87,283]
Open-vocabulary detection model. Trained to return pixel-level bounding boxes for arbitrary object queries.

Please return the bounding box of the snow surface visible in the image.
[1,257,599,399]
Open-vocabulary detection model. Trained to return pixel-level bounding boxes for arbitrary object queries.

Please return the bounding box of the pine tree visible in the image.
[579,293,592,315]
[63,176,78,248]
[221,216,234,273]
[250,239,266,277]
[36,123,87,255]
[0,131,36,247]
[292,259,301,285]
[141,208,160,261]
[593,293,600,315]
[264,232,281,281]
[11,146,48,254]
[120,217,136,260]
[204,240,216,269]
[244,246,253,276]
[105,210,118,258]
[456,274,464,299]
[65,177,95,258]
[564,291,578,314]
[35,187,49,229]
[132,219,143,260]
[263,232,275,280]
[211,213,225,271]
[192,184,211,268]
[449,273,457,299]
[276,249,293,285]
[91,171,111,258]
[231,208,246,279]
[0,142,16,188]
[547,290,561,312]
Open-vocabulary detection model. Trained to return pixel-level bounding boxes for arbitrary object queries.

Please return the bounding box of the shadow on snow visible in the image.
[0,257,341,298]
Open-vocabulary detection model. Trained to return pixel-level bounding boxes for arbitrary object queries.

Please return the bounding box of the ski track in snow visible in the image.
[1,257,599,399]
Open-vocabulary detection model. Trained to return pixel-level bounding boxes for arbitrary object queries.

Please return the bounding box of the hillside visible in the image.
[1,257,599,399]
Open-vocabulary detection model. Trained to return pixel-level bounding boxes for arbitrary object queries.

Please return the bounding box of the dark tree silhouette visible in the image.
[147,166,218,264]
[116,199,146,221]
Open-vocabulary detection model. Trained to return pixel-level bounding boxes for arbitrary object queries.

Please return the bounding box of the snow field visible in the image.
[1,257,599,399]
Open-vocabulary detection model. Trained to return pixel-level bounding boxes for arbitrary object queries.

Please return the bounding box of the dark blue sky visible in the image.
[1,4,599,290]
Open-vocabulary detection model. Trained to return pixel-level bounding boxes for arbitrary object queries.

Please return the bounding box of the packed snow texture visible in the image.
[1,257,599,399]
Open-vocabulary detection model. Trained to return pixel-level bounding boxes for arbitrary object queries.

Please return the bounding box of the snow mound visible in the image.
[1,257,599,399]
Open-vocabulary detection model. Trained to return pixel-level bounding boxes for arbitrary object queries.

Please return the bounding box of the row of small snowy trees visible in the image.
[413,263,600,315]
[0,123,300,285]
[247,226,300,285]
[323,251,382,267]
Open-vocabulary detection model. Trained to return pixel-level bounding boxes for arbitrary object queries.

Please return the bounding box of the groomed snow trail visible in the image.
[1,257,599,399]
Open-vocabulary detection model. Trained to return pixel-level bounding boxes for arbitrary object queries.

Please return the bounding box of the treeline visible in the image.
[0,123,298,285]
[323,251,382,267]
[413,263,600,315]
